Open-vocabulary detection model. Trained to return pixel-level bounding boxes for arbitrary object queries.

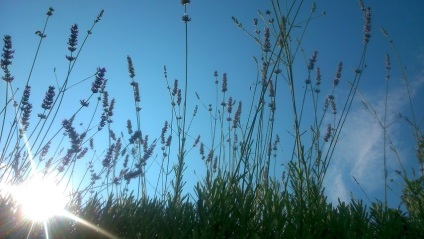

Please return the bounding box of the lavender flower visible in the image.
[307,50,318,70]
[385,54,391,81]
[102,144,115,167]
[65,24,78,61]
[199,143,205,160]
[161,121,169,145]
[92,67,106,93]
[261,61,268,82]
[214,71,218,84]
[227,97,233,114]
[123,154,129,168]
[165,135,172,147]
[21,103,32,132]
[222,73,228,93]
[130,81,141,102]
[233,101,242,128]
[20,85,31,106]
[323,124,331,142]
[124,169,143,183]
[80,99,89,107]
[40,142,51,158]
[1,35,15,82]
[333,62,343,86]
[269,80,275,97]
[129,130,142,144]
[263,27,271,52]
[363,7,372,44]
[172,79,178,96]
[127,120,133,134]
[315,68,321,86]
[182,14,191,22]
[331,100,337,114]
[46,7,54,16]
[98,113,107,131]
[94,10,104,23]
[102,91,109,109]
[177,89,182,105]
[141,141,156,165]
[62,119,82,153]
[41,86,55,110]
[77,147,88,159]
[127,55,135,78]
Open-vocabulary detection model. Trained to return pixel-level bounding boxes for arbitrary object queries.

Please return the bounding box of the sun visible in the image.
[12,173,70,222]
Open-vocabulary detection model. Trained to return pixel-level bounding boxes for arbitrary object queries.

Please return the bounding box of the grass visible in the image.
[0,0,423,238]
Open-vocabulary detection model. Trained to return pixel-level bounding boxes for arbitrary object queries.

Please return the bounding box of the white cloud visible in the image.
[324,62,424,206]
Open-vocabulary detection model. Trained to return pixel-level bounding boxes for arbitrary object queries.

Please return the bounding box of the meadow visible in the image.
[0,0,423,238]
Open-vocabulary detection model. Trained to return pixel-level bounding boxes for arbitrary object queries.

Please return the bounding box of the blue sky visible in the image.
[1,1,423,207]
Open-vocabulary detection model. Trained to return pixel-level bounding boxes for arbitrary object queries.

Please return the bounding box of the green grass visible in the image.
[1,0,423,238]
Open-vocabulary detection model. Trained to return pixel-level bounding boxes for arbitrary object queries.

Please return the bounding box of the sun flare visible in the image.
[12,173,70,222]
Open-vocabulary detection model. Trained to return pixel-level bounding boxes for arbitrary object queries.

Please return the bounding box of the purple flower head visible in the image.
[92,67,106,93]
[227,97,233,114]
[307,50,318,70]
[46,7,54,16]
[102,144,115,168]
[222,73,228,93]
[80,99,89,107]
[315,68,321,86]
[323,124,332,142]
[67,24,78,52]
[363,7,372,44]
[94,10,104,23]
[177,89,182,105]
[172,79,178,96]
[62,118,82,153]
[161,121,169,144]
[1,35,15,82]
[182,14,191,22]
[233,101,242,128]
[269,80,275,97]
[333,62,343,86]
[21,103,32,132]
[41,86,55,110]
[263,27,271,52]
[127,56,135,78]
[1,35,14,68]
[20,85,31,106]
[214,70,218,78]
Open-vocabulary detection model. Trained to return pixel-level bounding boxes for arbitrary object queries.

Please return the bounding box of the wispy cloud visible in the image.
[325,57,424,206]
